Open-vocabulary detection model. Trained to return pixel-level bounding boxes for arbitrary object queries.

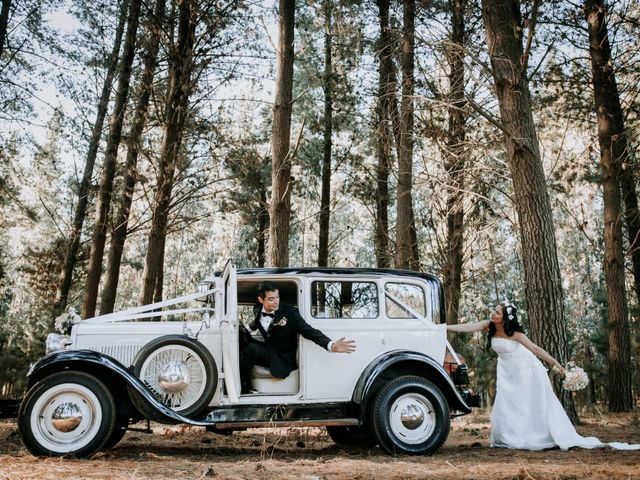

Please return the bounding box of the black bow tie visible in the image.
[262,312,274,318]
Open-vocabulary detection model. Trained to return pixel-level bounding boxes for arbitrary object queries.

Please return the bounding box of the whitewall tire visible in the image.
[18,371,115,457]
[372,375,450,455]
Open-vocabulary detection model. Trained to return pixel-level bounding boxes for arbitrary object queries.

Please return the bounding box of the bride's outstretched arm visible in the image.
[446,320,490,333]
[512,332,566,374]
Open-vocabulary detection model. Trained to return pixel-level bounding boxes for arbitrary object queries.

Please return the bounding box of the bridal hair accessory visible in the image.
[562,363,589,391]
[503,298,516,321]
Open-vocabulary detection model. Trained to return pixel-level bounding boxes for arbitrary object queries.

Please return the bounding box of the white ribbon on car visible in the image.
[384,291,462,365]
[83,287,218,323]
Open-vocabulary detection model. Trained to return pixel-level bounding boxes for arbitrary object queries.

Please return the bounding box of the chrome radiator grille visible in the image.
[89,344,142,367]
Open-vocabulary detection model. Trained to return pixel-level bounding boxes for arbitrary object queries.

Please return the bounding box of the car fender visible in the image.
[352,350,471,421]
[26,350,211,426]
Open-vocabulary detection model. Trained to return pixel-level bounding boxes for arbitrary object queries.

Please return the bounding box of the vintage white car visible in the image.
[17,260,477,457]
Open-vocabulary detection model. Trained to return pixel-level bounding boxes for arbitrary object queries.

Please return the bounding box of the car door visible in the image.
[300,277,385,401]
[218,259,240,402]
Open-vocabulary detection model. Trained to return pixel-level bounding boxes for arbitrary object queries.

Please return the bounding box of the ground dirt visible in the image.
[1,411,639,480]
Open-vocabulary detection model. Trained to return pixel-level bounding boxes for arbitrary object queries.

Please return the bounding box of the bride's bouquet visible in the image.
[562,363,589,391]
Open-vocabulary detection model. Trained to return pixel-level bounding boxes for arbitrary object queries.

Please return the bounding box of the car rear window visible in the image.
[384,282,427,319]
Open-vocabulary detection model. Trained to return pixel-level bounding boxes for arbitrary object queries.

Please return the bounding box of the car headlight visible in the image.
[46,333,72,354]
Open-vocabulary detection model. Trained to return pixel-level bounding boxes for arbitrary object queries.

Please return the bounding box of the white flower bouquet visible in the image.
[54,307,82,334]
[562,363,589,391]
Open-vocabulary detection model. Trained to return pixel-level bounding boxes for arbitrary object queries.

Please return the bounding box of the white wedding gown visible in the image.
[490,337,640,451]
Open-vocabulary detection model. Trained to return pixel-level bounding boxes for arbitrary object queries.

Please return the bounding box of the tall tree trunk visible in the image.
[0,0,11,59]
[266,0,295,268]
[585,0,633,412]
[257,186,269,268]
[395,0,419,271]
[620,164,640,304]
[100,0,166,315]
[153,234,166,303]
[53,0,130,319]
[317,2,332,268]
[82,0,142,318]
[482,0,577,421]
[443,0,466,327]
[140,0,196,305]
[375,0,392,269]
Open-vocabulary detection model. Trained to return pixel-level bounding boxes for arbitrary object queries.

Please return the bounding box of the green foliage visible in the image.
[1,0,62,121]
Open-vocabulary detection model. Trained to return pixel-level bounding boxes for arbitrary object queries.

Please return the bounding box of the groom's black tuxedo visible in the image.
[240,303,331,380]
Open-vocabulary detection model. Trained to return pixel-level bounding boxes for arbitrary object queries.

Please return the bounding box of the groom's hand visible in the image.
[331,337,356,353]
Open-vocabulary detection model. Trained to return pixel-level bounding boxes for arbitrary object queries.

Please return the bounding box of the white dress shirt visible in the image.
[259,311,274,332]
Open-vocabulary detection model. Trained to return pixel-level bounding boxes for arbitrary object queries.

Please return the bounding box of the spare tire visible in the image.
[133,335,217,417]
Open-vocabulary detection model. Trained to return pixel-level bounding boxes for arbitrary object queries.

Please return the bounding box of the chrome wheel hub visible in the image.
[400,403,424,430]
[51,402,83,432]
[158,360,191,393]
[389,393,436,444]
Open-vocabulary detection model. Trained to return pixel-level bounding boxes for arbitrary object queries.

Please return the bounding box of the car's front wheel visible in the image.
[18,371,116,457]
[371,375,450,455]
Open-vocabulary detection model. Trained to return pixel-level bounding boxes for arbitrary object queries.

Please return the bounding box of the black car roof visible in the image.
[231,267,441,284]
[205,266,446,324]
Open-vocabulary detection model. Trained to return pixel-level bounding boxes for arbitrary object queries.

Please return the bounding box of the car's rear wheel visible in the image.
[18,371,115,457]
[371,375,450,455]
[326,424,377,447]
[133,335,217,417]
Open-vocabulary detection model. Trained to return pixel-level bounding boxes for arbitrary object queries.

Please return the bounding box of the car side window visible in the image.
[311,281,378,318]
[385,282,427,319]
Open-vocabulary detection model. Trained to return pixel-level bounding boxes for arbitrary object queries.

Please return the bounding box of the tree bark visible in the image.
[395,0,419,271]
[584,0,633,412]
[100,0,166,315]
[620,164,640,305]
[153,234,166,303]
[82,0,142,318]
[374,0,392,269]
[53,0,130,319]
[266,0,295,268]
[482,0,577,420]
[443,0,466,327]
[140,0,196,305]
[317,2,332,268]
[257,185,269,268]
[0,0,11,60]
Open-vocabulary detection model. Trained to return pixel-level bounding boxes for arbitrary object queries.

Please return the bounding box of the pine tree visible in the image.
[481,0,577,420]
[267,0,296,267]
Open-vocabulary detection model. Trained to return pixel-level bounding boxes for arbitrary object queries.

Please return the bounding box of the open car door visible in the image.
[218,259,239,403]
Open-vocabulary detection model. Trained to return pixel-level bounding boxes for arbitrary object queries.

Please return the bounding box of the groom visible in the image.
[239,281,356,394]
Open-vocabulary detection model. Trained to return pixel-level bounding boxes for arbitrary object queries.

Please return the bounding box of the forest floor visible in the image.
[0,411,639,480]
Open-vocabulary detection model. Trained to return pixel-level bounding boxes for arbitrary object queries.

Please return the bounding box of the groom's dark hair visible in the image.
[257,281,279,299]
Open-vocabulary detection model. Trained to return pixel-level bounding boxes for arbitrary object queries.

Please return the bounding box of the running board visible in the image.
[213,418,359,430]
[204,401,359,425]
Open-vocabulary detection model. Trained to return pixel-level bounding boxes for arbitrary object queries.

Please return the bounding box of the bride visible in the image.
[447,302,639,450]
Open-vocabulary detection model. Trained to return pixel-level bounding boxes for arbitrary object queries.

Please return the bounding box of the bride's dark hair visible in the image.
[486,302,525,351]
